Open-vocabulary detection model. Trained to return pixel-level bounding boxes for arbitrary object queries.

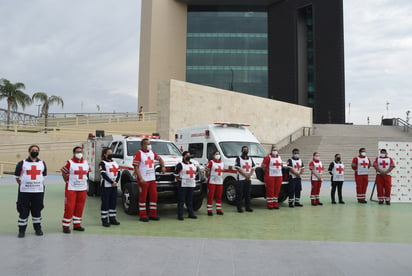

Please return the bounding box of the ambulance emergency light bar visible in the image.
[213,122,251,127]
[122,134,160,139]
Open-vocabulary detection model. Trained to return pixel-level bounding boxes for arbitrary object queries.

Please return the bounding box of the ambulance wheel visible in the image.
[122,181,138,215]
[87,180,95,197]
[224,179,237,205]
[192,194,204,211]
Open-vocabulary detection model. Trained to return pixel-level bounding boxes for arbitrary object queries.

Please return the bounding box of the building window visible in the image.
[186,9,268,98]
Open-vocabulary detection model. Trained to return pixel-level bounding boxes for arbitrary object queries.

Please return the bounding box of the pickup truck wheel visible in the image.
[122,181,138,215]
[87,180,95,197]
[224,179,237,205]
[278,183,289,203]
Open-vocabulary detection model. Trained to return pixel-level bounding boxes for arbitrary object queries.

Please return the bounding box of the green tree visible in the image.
[32,92,64,129]
[0,78,32,128]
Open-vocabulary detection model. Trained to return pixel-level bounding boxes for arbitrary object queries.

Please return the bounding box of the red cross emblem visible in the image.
[336,165,344,174]
[379,160,388,168]
[242,162,251,172]
[315,165,323,173]
[26,165,41,180]
[273,160,282,168]
[215,165,223,176]
[360,160,368,168]
[74,166,87,179]
[294,162,301,170]
[109,164,119,176]
[186,166,196,178]
[145,156,154,168]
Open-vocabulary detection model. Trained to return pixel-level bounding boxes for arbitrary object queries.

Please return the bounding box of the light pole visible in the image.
[386,101,390,117]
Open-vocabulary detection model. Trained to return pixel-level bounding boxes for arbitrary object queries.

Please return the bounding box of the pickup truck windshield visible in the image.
[127,141,182,157]
[219,141,267,158]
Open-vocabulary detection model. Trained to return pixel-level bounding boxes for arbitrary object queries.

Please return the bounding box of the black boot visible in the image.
[18,226,26,238]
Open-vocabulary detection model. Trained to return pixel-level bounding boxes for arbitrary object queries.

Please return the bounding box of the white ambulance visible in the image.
[175,122,283,204]
[83,132,205,215]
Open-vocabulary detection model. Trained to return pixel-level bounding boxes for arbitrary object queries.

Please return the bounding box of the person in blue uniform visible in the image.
[14,145,47,238]
[235,146,255,213]
[99,148,121,227]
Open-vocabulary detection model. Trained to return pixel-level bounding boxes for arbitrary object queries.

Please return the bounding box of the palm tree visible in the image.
[32,92,64,129]
[0,78,32,128]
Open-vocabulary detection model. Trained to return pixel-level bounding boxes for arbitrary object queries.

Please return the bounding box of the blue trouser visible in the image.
[236,179,251,209]
[101,186,118,223]
[288,178,302,203]
[17,192,44,231]
[177,186,195,218]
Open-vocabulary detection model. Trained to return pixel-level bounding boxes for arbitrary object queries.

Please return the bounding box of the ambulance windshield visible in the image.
[219,142,266,158]
[127,141,182,157]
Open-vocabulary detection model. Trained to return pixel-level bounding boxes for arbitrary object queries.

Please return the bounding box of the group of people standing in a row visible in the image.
[259,146,395,209]
[14,140,395,238]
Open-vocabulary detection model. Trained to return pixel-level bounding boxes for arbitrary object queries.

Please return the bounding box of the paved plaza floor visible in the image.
[1,175,411,275]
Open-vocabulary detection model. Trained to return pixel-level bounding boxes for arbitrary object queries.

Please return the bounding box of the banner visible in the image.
[379,141,412,203]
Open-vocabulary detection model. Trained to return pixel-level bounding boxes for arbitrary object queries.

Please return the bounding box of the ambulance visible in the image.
[175,122,290,204]
[83,132,205,215]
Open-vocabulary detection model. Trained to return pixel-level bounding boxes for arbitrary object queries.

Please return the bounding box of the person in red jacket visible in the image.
[261,146,283,209]
[61,146,90,233]
[309,152,324,206]
[373,149,395,205]
[205,151,224,216]
[351,147,371,203]
[133,138,165,222]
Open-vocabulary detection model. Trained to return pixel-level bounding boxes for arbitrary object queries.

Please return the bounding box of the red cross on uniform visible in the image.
[109,165,119,176]
[26,165,41,180]
[145,156,154,168]
[74,166,87,179]
[360,160,368,168]
[294,162,301,171]
[316,165,323,173]
[242,162,251,172]
[186,166,196,178]
[380,160,388,169]
[336,165,344,174]
[273,160,282,168]
[215,165,223,176]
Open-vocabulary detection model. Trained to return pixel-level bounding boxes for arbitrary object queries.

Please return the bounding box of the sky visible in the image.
[0,0,411,125]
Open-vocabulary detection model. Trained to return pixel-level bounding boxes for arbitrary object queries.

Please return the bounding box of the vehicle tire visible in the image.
[192,194,204,211]
[278,183,289,203]
[87,180,95,197]
[122,181,139,215]
[223,179,237,205]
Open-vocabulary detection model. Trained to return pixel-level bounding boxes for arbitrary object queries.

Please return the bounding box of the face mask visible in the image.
[242,151,248,156]
[184,156,191,162]
[293,154,300,159]
[272,151,278,156]
[147,145,152,151]
[30,151,39,158]
[314,156,320,161]
[107,154,113,160]
[336,157,341,162]
[214,154,221,160]
[75,153,83,159]
[380,154,387,158]
[360,152,366,157]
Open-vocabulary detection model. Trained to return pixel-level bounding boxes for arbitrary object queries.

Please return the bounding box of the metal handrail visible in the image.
[392,118,412,133]
[261,126,312,151]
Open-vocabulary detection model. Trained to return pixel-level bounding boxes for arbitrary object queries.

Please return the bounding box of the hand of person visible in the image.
[139,178,146,185]
[161,166,166,174]
[112,181,118,187]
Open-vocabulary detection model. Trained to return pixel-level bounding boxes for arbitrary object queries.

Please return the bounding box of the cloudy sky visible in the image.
[0,0,411,125]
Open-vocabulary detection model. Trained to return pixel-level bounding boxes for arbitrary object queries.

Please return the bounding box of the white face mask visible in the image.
[380,153,387,158]
[75,153,83,159]
[214,154,221,160]
[146,145,152,151]
[272,151,278,156]
[314,156,320,161]
[360,152,366,157]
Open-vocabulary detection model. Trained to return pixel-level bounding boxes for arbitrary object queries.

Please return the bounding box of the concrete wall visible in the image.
[158,80,313,146]
[138,0,187,112]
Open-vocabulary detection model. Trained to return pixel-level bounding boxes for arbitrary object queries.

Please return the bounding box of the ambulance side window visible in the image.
[188,143,203,158]
[110,142,118,152]
[207,143,218,160]
[114,142,124,156]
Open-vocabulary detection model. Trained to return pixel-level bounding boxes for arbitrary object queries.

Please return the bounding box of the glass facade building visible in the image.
[186,9,268,98]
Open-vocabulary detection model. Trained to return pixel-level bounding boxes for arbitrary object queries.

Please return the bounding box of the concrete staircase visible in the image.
[278,124,412,182]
